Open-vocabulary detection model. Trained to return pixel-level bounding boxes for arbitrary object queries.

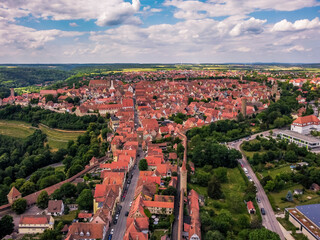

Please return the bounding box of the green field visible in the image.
[39,124,84,150]
[0,120,35,138]
[0,120,84,150]
[189,167,248,216]
[269,184,320,210]
[260,165,292,178]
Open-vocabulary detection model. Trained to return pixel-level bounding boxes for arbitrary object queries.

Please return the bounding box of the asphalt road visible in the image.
[228,130,285,240]
[109,88,143,240]
[110,149,144,240]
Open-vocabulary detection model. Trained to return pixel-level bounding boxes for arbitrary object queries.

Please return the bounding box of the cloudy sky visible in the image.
[0,0,320,63]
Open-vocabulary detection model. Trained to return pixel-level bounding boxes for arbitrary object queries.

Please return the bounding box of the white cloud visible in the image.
[164,0,319,20]
[229,17,266,36]
[69,22,78,27]
[283,45,311,52]
[0,0,141,26]
[272,17,320,32]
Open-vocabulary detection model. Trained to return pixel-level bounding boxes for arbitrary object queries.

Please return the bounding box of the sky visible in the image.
[0,0,320,63]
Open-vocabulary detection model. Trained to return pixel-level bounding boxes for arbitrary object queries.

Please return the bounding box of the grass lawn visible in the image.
[260,165,292,178]
[54,210,77,222]
[151,230,168,240]
[0,120,84,151]
[39,124,84,150]
[270,185,320,210]
[0,120,35,138]
[190,167,248,217]
[292,233,309,240]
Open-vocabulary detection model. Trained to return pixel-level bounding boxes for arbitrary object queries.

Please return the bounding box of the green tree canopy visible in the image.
[77,189,93,211]
[139,159,148,171]
[12,198,27,214]
[37,190,49,209]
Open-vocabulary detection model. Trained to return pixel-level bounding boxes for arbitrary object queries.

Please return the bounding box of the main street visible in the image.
[108,87,144,239]
[228,130,285,240]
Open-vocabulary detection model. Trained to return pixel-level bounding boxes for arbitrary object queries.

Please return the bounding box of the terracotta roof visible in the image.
[66,222,106,240]
[19,215,51,225]
[7,186,21,198]
[293,115,320,125]
[47,200,63,213]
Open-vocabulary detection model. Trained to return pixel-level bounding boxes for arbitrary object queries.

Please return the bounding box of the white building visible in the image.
[291,115,320,135]
[279,130,320,149]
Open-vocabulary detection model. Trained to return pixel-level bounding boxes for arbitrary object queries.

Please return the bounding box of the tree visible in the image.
[284,150,297,163]
[238,214,250,229]
[207,176,223,199]
[265,180,275,192]
[177,143,185,159]
[0,215,14,238]
[77,189,93,211]
[12,198,27,214]
[286,190,293,202]
[37,190,49,209]
[214,167,228,183]
[162,186,177,196]
[249,228,280,240]
[205,230,225,240]
[139,159,148,171]
[20,181,36,196]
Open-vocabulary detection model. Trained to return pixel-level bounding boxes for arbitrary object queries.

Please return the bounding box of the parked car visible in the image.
[261,208,266,215]
[127,179,131,184]
[113,219,117,224]
[115,214,119,220]
[256,197,261,203]
[129,201,132,207]
[125,211,129,216]
[108,234,112,240]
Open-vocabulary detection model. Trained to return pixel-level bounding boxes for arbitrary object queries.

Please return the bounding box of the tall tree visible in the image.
[12,198,27,214]
[0,215,14,238]
[207,176,223,199]
[77,189,93,211]
[139,159,148,171]
[37,191,49,209]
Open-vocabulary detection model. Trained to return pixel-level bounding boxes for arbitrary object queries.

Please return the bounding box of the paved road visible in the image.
[109,87,143,240]
[110,149,144,240]
[228,130,285,240]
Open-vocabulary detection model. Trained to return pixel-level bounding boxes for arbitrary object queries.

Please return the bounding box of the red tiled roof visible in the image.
[19,215,50,225]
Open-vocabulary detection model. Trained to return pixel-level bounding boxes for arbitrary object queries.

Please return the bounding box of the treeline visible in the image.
[0,67,71,88]
[0,122,108,205]
[0,105,104,130]
[187,119,252,142]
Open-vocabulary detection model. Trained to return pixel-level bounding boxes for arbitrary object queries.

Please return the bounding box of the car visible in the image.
[127,179,131,184]
[108,234,112,240]
[113,219,117,224]
[111,228,114,234]
[261,208,266,215]
[129,201,132,207]
[256,197,261,203]
[125,211,129,216]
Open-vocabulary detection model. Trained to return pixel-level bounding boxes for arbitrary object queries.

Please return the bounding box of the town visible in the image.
[0,68,319,240]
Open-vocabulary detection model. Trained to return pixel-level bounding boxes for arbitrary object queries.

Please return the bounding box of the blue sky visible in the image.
[0,0,319,63]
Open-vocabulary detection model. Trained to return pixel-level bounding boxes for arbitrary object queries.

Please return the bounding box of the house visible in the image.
[294,189,303,195]
[19,215,54,234]
[65,222,107,240]
[47,199,64,216]
[310,183,320,192]
[7,186,22,204]
[291,115,320,134]
[247,201,256,214]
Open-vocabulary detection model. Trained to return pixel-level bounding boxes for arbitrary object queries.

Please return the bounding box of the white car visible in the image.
[129,201,132,207]
[115,214,119,220]
[111,228,114,234]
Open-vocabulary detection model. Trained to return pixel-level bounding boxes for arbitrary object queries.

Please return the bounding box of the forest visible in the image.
[0,121,109,205]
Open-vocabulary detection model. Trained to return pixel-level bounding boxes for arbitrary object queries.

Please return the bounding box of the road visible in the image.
[228,130,285,240]
[110,148,144,240]
[109,86,143,240]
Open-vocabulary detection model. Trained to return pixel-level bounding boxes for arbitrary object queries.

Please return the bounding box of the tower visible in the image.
[180,160,187,193]
[272,81,278,96]
[7,186,21,205]
[241,98,247,117]
[10,88,14,97]
[109,80,115,91]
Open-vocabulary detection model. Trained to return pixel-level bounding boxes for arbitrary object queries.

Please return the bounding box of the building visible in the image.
[291,115,320,135]
[7,186,22,204]
[47,200,64,216]
[286,204,320,240]
[247,201,256,214]
[279,130,320,149]
[19,215,54,234]
[65,222,107,240]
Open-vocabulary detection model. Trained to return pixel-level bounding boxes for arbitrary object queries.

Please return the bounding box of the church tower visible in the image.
[241,98,247,117]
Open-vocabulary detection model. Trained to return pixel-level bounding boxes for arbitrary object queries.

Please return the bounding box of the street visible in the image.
[110,148,144,240]
[228,130,285,240]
